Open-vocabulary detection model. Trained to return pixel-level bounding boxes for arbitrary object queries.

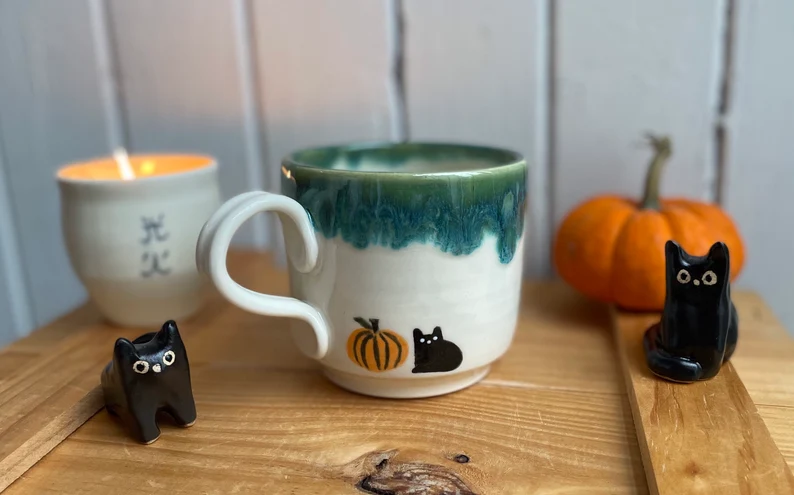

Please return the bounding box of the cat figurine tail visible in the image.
[643,240,739,383]
[101,320,197,444]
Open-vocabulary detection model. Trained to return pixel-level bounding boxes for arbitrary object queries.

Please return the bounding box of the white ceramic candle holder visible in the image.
[57,153,221,327]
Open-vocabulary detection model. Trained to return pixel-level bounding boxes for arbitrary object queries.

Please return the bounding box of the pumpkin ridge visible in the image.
[379,334,390,370]
[609,210,671,309]
[607,210,639,302]
[372,333,382,370]
[667,199,745,278]
[660,204,715,259]
[553,196,635,301]
[605,210,642,302]
[359,334,373,370]
[383,332,403,368]
[351,330,368,366]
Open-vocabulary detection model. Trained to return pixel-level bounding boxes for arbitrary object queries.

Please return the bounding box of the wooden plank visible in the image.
[108,0,265,247]
[0,328,113,492]
[0,271,230,491]
[724,0,794,335]
[554,1,725,229]
[5,256,647,494]
[402,0,548,277]
[250,0,397,261]
[614,310,794,494]
[2,254,793,493]
[0,0,107,328]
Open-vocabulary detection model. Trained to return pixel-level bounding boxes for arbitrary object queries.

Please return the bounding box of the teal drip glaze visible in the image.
[286,176,524,264]
[281,142,527,264]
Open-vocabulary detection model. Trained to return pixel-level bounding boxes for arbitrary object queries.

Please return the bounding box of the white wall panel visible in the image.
[725,0,794,332]
[251,0,398,260]
[108,0,266,246]
[554,1,725,226]
[403,0,548,276]
[0,0,107,328]
[0,143,33,345]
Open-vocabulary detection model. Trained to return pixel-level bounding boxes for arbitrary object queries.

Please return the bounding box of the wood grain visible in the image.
[1,251,793,494]
[614,310,794,494]
[0,327,113,492]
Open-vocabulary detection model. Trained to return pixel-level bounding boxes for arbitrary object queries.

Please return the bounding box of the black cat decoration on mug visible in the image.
[412,327,463,373]
[101,320,197,444]
[643,240,739,383]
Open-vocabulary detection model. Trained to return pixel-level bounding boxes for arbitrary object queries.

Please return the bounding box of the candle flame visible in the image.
[113,148,136,180]
[140,160,156,175]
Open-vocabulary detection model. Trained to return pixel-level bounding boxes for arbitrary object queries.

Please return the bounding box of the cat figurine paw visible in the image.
[101,320,197,444]
[643,240,738,383]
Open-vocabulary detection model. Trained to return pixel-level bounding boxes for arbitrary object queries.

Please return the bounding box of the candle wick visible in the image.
[113,148,135,180]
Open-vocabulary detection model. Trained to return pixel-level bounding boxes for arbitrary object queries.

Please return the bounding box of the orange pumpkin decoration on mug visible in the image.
[347,317,407,372]
[553,135,745,311]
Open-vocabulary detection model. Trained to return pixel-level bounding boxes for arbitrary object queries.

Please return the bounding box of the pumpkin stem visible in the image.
[354,317,372,330]
[370,319,380,332]
[640,134,672,210]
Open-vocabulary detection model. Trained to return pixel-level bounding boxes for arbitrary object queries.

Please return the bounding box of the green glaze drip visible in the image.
[281,143,527,264]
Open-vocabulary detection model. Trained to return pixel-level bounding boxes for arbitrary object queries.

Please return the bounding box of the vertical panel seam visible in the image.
[714,0,736,206]
[0,126,34,336]
[387,0,409,141]
[543,0,557,278]
[232,0,270,248]
[88,0,129,151]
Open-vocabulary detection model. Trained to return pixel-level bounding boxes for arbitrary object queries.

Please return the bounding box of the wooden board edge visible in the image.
[611,307,794,494]
[610,308,661,495]
[0,385,104,493]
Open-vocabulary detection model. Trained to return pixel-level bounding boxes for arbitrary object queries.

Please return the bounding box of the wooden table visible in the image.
[1,251,793,494]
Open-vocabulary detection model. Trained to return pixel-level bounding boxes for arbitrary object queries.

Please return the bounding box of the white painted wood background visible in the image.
[0,0,791,345]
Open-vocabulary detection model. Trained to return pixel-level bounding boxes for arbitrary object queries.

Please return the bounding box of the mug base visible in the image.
[323,365,491,399]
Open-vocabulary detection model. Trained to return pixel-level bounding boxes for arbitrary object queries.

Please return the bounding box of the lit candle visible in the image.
[57,151,222,327]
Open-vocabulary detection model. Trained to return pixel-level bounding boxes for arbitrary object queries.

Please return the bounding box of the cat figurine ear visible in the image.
[113,337,139,364]
[101,320,197,444]
[644,240,739,383]
[665,239,683,261]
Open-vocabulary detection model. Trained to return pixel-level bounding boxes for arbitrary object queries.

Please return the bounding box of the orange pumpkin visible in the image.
[347,317,408,372]
[553,135,745,311]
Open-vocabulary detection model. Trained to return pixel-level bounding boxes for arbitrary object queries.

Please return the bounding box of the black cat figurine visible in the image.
[412,327,463,373]
[643,240,739,383]
[101,320,197,444]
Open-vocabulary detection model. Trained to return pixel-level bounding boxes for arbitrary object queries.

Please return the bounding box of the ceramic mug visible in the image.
[58,154,221,327]
[196,143,527,398]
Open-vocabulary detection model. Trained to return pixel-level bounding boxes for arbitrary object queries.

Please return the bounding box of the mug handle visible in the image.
[195,191,330,359]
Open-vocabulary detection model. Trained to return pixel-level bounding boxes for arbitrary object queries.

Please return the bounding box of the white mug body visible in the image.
[197,143,527,398]
[59,156,221,327]
[286,235,524,398]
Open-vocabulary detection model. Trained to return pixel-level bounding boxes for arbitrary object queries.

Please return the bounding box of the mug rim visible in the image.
[282,141,526,178]
[55,153,217,186]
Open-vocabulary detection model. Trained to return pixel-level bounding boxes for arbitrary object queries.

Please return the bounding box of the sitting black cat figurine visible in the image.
[101,320,197,444]
[412,327,463,373]
[643,240,738,383]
